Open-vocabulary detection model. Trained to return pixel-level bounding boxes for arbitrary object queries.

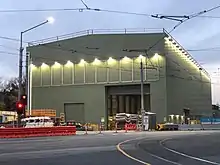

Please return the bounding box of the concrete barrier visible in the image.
[0,126,76,138]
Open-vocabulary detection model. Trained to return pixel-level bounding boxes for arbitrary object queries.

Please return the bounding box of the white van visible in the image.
[21,117,54,128]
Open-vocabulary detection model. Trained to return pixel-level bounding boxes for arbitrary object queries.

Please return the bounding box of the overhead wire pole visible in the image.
[123,48,154,131]
[140,59,145,131]
[26,51,31,116]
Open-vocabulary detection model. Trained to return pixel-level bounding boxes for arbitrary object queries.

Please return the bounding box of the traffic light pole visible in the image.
[16,101,25,127]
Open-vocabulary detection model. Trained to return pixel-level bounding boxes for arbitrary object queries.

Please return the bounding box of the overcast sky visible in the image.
[0,0,220,103]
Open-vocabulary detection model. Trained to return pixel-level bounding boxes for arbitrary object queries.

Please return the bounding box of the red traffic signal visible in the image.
[17,103,23,108]
[16,101,24,113]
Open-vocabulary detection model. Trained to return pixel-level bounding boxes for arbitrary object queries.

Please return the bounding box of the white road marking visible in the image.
[136,140,182,165]
[117,137,151,165]
[160,138,220,165]
[0,145,116,157]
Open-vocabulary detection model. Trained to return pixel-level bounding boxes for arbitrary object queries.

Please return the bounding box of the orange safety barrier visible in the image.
[124,123,137,130]
[0,126,76,138]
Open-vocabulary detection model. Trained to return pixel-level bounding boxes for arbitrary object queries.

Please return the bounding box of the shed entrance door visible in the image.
[64,103,85,123]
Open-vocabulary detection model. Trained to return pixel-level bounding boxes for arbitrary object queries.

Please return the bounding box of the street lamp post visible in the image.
[18,17,54,123]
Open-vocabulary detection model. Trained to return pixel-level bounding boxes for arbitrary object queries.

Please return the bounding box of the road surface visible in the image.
[0,131,220,165]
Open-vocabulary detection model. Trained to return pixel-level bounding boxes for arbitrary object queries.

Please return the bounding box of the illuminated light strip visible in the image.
[166,38,210,78]
[165,38,210,80]
[30,54,170,80]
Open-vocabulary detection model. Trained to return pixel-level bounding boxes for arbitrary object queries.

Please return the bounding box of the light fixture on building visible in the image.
[65,60,73,67]
[107,57,116,65]
[41,63,48,69]
[30,64,37,69]
[136,54,146,62]
[92,58,101,65]
[151,53,161,61]
[78,59,86,66]
[121,56,131,63]
[53,61,61,68]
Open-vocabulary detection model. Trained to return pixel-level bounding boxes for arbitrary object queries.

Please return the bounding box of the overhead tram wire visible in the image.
[0,51,18,56]
[0,7,218,19]
[0,5,219,43]
[0,35,29,44]
[0,8,86,13]
[187,47,220,52]
[173,4,220,29]
[0,7,152,17]
[196,15,220,19]
[0,44,19,51]
[140,4,220,81]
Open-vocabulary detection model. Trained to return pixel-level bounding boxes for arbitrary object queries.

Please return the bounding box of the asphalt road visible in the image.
[0,131,220,165]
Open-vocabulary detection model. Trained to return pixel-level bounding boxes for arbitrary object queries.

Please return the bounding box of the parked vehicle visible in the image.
[66,120,86,131]
[21,117,54,128]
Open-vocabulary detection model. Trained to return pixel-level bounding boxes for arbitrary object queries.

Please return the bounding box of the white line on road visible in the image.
[117,137,151,165]
[160,138,220,165]
[136,140,182,165]
[0,145,117,158]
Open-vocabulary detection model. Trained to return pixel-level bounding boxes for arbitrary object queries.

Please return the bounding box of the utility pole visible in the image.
[18,32,24,127]
[18,32,23,101]
[140,59,145,131]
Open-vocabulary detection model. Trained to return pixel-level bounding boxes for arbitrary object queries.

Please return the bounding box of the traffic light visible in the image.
[20,94,27,105]
[16,101,25,114]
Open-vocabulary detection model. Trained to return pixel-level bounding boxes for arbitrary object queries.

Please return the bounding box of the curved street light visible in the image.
[18,17,54,124]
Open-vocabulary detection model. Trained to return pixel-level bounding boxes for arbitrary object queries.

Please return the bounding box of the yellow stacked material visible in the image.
[190,120,200,124]
[0,111,17,116]
[26,109,56,117]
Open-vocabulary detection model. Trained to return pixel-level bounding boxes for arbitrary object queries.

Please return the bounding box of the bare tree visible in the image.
[1,77,25,111]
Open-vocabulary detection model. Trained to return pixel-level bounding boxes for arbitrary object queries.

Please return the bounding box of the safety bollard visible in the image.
[84,123,88,135]
[98,123,102,134]
[136,124,140,132]
[125,123,127,133]
[115,122,118,133]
